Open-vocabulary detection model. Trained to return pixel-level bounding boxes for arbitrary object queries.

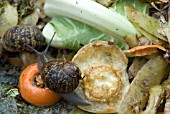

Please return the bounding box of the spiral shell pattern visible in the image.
[1,25,45,52]
[41,59,82,94]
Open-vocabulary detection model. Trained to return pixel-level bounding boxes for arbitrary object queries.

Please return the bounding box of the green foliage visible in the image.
[109,0,150,16]
[43,16,129,50]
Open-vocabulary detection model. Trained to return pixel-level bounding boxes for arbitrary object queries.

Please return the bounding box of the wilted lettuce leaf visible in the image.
[109,0,150,16]
[48,16,129,50]
[128,57,148,79]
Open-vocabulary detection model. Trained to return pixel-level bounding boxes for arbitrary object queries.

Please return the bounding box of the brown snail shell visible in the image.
[41,59,82,94]
[1,25,45,52]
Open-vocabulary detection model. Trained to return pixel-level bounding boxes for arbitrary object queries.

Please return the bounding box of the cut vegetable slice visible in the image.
[72,41,129,113]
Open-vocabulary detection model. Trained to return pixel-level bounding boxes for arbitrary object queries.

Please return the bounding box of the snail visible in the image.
[41,58,82,94]
[1,24,45,52]
[25,33,90,105]
[0,24,45,67]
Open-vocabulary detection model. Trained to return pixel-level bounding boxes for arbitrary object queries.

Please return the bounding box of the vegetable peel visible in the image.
[119,56,168,113]
[123,45,166,57]
[125,5,168,43]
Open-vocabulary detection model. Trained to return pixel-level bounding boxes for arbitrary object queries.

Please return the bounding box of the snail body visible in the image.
[1,25,45,52]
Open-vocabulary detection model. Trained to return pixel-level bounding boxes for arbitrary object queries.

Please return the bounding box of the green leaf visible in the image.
[109,0,150,16]
[6,88,19,97]
[43,16,129,50]
[43,0,140,50]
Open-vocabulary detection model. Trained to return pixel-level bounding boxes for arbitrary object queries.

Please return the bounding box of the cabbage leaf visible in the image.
[43,16,129,51]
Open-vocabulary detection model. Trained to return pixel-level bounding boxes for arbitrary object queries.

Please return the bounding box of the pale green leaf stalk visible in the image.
[43,0,140,50]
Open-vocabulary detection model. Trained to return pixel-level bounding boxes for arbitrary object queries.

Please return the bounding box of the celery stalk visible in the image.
[44,0,139,41]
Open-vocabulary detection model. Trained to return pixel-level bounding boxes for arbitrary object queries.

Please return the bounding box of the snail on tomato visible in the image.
[19,63,61,106]
[21,33,90,105]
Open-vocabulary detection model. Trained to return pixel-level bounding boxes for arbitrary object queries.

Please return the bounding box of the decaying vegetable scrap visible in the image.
[123,45,166,57]
[96,0,118,7]
[125,5,168,45]
[19,63,61,106]
[72,41,129,113]
[119,56,168,113]
[162,79,170,114]
[0,0,170,113]
[0,1,18,37]
[128,57,148,79]
[139,85,165,114]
